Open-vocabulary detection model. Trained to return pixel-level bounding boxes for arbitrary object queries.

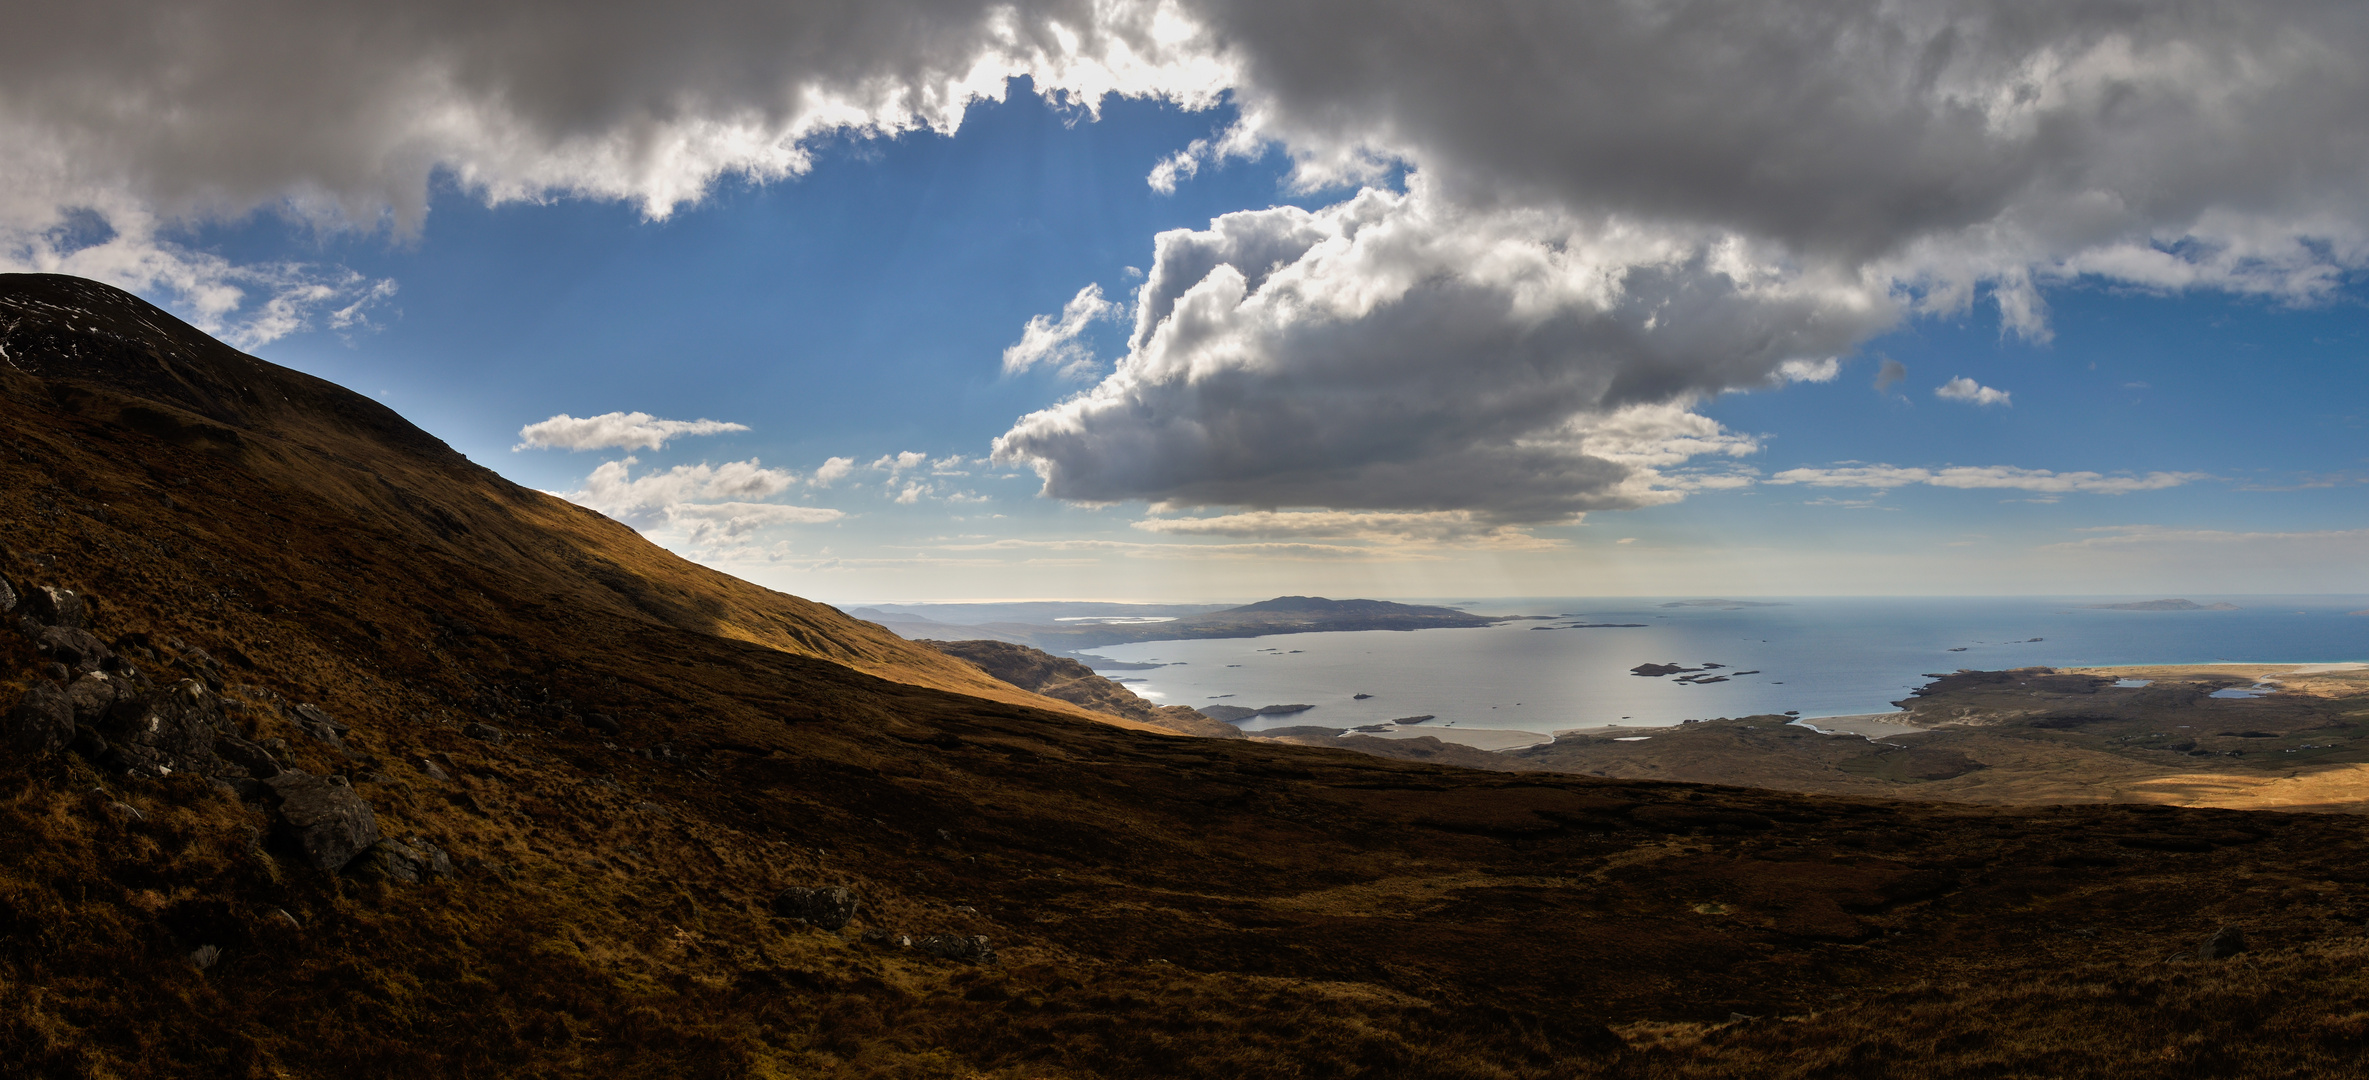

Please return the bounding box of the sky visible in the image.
[3,0,2365,603]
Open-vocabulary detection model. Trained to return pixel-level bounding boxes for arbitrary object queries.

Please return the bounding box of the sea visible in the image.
[1084,596,2369,748]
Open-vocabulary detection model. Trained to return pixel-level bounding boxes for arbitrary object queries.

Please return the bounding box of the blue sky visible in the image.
[6,2,2366,602]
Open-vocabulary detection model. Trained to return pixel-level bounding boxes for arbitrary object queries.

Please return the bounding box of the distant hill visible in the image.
[1024,595,1503,649]
[856,595,1505,651]
[2083,599,2240,611]
[922,639,1241,739]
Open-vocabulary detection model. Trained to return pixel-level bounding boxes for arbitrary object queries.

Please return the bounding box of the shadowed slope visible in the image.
[0,273,1142,727]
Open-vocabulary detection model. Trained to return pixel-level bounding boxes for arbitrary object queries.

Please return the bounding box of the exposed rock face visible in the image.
[264,771,382,872]
[28,624,112,673]
[0,577,15,613]
[215,735,284,779]
[462,722,508,744]
[352,838,453,883]
[68,672,120,722]
[26,585,88,629]
[914,935,996,964]
[926,639,1242,739]
[773,886,861,930]
[290,704,348,748]
[100,679,227,779]
[5,682,76,760]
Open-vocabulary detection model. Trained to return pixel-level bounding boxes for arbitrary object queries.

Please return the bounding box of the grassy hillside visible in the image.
[2,274,2367,1078]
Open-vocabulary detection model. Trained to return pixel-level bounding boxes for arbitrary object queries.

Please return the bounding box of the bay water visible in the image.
[1086,596,2369,745]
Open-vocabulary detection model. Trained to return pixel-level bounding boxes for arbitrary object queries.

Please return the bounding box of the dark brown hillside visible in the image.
[0,273,1140,727]
[2,273,2368,1078]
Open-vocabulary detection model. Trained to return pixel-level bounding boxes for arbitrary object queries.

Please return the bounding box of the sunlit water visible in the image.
[1088,596,2369,739]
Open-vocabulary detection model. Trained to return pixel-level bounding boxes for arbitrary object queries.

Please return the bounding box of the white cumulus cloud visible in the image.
[1934,377,2012,407]
[561,457,802,525]
[515,411,751,452]
[812,456,857,486]
[993,185,1863,522]
[1002,283,1123,377]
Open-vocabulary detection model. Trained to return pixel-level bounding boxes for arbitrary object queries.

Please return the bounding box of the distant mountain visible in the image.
[2083,599,2240,611]
[843,606,1038,647]
[1660,599,1789,609]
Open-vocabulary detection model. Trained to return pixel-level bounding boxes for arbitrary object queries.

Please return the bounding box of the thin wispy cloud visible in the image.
[1133,510,1561,548]
[1771,465,2206,495]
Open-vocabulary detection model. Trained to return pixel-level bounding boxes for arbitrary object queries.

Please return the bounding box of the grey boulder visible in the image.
[26,586,87,629]
[0,577,15,614]
[264,770,382,872]
[99,679,224,779]
[461,722,508,744]
[914,935,997,964]
[351,838,454,883]
[29,625,112,673]
[5,682,76,760]
[68,672,119,723]
[2200,926,2247,959]
[773,886,861,930]
[290,704,348,748]
[214,735,283,779]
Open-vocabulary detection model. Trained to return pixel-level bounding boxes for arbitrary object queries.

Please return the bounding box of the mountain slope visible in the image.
[3,274,2368,1078]
[0,273,1146,730]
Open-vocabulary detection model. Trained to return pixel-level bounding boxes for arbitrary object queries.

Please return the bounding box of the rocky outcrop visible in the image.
[263,771,382,872]
[914,935,996,964]
[926,639,1242,739]
[773,886,861,930]
[100,678,229,779]
[26,585,88,629]
[352,838,453,883]
[3,576,428,880]
[5,682,76,759]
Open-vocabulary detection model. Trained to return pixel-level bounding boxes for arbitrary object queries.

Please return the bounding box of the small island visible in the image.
[2083,599,2240,611]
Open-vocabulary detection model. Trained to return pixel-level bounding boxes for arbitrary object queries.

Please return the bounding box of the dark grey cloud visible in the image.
[1875,358,1908,394]
[0,0,1213,340]
[1197,0,2369,277]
